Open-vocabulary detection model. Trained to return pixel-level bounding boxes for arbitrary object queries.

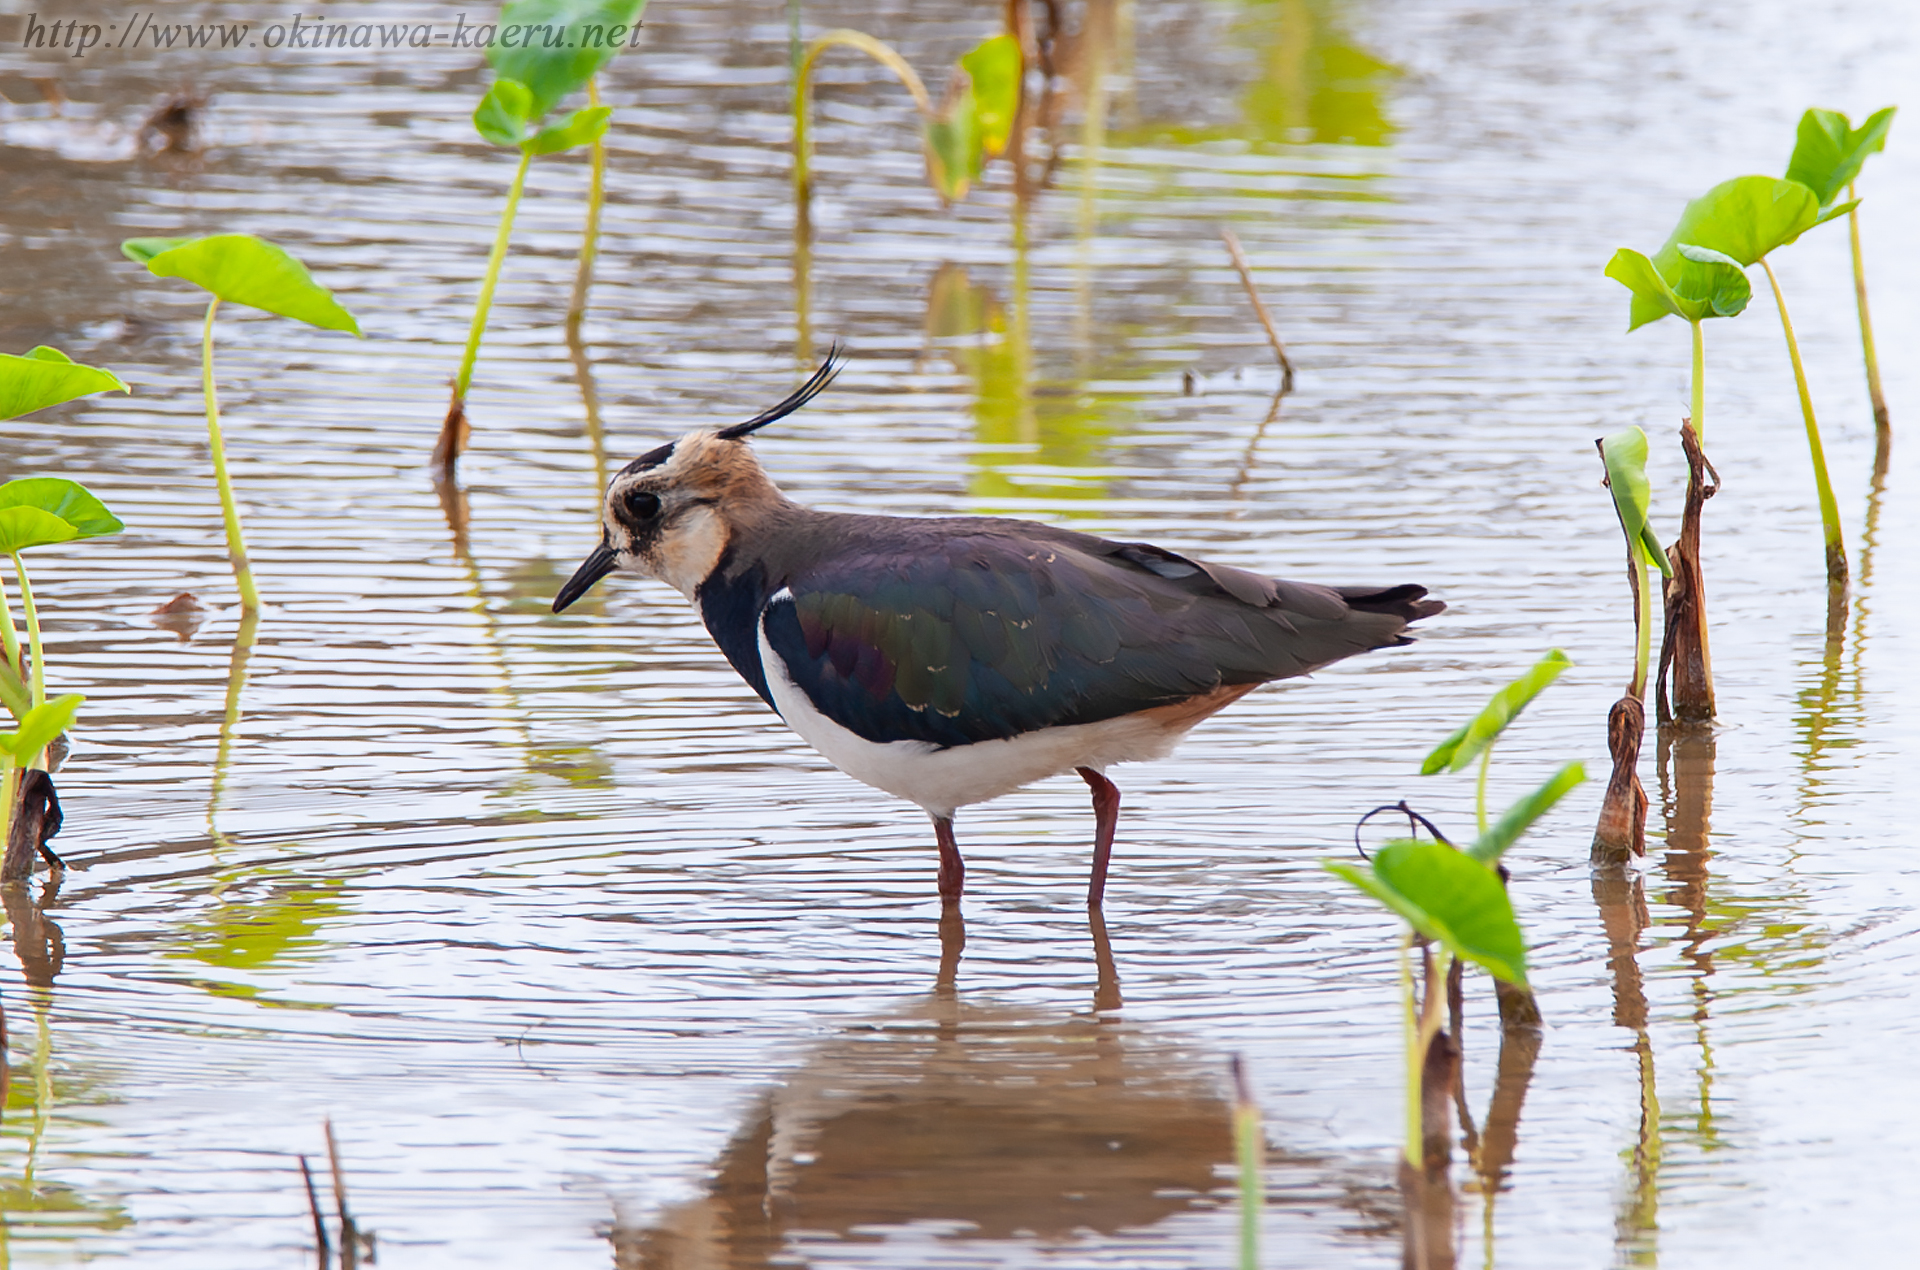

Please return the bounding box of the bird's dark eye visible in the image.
[623,490,661,521]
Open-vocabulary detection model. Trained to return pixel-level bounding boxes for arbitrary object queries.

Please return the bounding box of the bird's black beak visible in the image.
[553,541,618,613]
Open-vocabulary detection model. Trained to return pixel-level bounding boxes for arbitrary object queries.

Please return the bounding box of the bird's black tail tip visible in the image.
[1339,583,1445,625]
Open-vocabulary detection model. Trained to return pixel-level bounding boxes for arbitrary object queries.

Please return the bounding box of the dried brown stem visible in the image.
[1220,227,1295,392]
[1656,420,1719,726]
[1592,696,1648,864]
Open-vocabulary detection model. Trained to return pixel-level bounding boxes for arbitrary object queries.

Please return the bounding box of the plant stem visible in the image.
[1630,548,1650,701]
[566,79,606,342]
[0,761,14,863]
[1400,930,1420,1167]
[1847,183,1889,438]
[1759,256,1848,588]
[1689,318,1705,447]
[454,149,536,405]
[793,30,932,224]
[0,567,22,692]
[1231,1058,1262,1270]
[1475,747,1491,837]
[199,298,260,611]
[13,554,44,710]
[787,0,802,77]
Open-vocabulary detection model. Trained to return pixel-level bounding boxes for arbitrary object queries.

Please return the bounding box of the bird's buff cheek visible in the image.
[651,505,728,601]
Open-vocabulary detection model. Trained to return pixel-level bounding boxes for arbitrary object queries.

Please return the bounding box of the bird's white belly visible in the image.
[756,622,1186,820]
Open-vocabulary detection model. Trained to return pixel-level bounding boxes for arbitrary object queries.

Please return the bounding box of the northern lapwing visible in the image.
[553,351,1442,906]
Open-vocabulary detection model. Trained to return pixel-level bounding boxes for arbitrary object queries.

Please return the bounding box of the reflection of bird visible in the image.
[609,912,1233,1268]
[554,351,1441,905]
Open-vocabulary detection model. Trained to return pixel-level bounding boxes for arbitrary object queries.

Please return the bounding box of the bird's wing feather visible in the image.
[758,524,1431,749]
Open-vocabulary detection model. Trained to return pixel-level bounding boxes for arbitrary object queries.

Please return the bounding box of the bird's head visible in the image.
[552,349,842,612]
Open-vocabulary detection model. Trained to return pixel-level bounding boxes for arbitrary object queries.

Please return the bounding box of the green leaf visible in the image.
[1421,650,1572,775]
[0,346,130,421]
[124,235,361,336]
[924,88,981,202]
[1325,840,1528,985]
[521,104,611,155]
[959,34,1021,158]
[0,655,27,722]
[0,477,123,540]
[1468,762,1586,864]
[1597,427,1672,577]
[0,508,76,555]
[1656,175,1823,270]
[487,0,648,121]
[1812,197,1861,228]
[0,693,83,764]
[121,236,193,264]
[1607,241,1751,332]
[1785,106,1896,206]
[474,76,534,146]
[0,477,124,553]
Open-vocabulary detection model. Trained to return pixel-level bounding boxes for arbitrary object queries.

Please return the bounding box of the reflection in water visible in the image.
[923,261,1130,506]
[612,914,1231,1266]
[1657,732,1720,1152]
[0,879,131,1249]
[1236,0,1398,146]
[1591,863,1659,1267]
[207,606,259,852]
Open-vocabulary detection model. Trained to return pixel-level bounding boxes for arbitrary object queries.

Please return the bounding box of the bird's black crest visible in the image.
[617,439,677,478]
[714,344,845,441]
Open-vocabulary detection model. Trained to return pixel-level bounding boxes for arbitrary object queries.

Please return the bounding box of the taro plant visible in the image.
[121,234,360,612]
[1644,176,1856,587]
[438,0,648,479]
[1785,107,1896,440]
[0,345,128,422]
[1602,244,1744,723]
[1592,429,1673,863]
[1329,654,1583,1174]
[0,478,123,877]
[793,30,1022,222]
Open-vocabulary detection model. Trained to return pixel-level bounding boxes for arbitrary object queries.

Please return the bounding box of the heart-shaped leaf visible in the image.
[0,477,124,553]
[924,89,980,202]
[1422,650,1572,775]
[0,692,83,764]
[522,104,611,155]
[1656,175,1825,271]
[487,0,649,121]
[1598,427,1672,578]
[1326,839,1528,985]
[121,237,193,264]
[0,507,77,555]
[122,235,361,336]
[474,76,534,147]
[1786,106,1896,207]
[1605,247,1751,332]
[959,34,1021,158]
[0,346,130,421]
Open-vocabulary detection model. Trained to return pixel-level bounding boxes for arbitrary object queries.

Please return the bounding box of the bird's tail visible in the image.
[1336,584,1445,644]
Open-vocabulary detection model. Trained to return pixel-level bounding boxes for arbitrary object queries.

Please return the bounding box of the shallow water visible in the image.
[0,0,1917,1265]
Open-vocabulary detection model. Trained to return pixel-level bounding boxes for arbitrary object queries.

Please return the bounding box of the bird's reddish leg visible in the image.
[934,815,965,901]
[1078,767,1121,907]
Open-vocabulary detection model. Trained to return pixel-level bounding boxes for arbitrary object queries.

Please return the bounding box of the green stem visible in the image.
[1475,747,1491,837]
[1847,183,1889,436]
[1689,318,1705,447]
[0,760,15,864]
[1630,551,1650,701]
[209,605,260,848]
[1400,931,1420,1167]
[566,79,606,341]
[0,567,23,693]
[1233,1073,1262,1270]
[200,298,260,611]
[1759,256,1848,587]
[793,31,932,230]
[13,553,45,710]
[454,149,536,402]
[787,0,801,76]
